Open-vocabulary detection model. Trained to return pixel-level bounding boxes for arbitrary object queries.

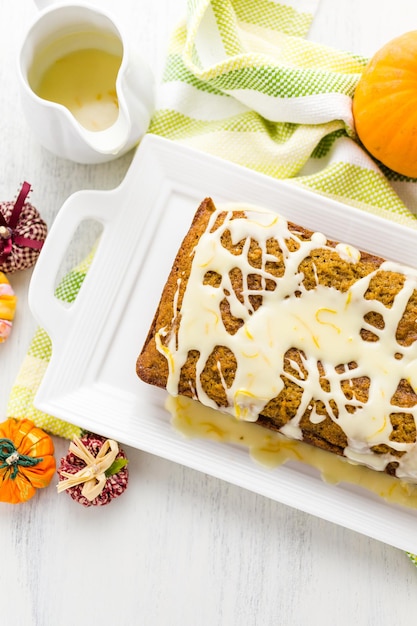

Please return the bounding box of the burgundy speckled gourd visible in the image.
[57,433,129,507]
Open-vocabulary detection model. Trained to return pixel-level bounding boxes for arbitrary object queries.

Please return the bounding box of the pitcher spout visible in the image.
[80,57,155,160]
[80,111,132,158]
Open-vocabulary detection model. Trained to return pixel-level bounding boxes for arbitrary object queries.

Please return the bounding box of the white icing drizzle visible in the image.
[335,243,361,263]
[156,204,417,480]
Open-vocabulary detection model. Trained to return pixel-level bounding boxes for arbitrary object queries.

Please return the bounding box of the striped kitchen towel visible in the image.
[149,0,417,224]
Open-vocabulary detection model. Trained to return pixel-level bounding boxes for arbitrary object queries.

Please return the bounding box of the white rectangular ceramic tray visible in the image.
[29,134,417,553]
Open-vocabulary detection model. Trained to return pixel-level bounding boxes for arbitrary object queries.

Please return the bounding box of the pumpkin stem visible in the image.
[0,438,43,479]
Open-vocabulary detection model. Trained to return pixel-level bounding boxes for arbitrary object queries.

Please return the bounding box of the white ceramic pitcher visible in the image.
[18,1,154,163]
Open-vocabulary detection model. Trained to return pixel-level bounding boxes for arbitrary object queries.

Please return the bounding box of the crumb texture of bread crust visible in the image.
[136,197,417,482]
[136,198,217,388]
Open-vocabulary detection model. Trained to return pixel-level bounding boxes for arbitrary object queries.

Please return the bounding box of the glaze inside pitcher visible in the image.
[28,31,123,132]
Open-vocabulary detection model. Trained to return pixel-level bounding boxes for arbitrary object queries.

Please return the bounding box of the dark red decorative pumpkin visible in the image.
[0,182,47,273]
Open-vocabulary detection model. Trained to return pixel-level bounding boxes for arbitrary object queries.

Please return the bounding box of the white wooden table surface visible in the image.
[1,1,417,625]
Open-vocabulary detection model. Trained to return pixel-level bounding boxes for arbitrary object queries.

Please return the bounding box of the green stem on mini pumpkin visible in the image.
[105,458,128,478]
[0,438,43,479]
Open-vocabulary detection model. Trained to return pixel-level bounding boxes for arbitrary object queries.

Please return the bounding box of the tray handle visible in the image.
[28,189,113,343]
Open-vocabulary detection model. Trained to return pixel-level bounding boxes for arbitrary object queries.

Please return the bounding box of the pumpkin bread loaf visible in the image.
[137,198,417,482]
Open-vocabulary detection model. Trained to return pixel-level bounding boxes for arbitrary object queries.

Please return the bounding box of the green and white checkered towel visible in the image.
[6,0,417,564]
[150,0,417,224]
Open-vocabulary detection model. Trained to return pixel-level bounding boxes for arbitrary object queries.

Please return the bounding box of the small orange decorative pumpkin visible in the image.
[0,418,56,504]
[0,271,16,343]
[353,30,417,177]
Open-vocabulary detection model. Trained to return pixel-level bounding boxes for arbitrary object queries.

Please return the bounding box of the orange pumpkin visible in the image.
[0,271,16,343]
[353,30,417,177]
[0,418,56,503]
